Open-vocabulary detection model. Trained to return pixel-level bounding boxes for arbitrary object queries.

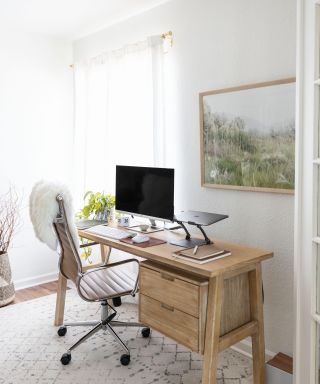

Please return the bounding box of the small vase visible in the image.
[0,252,15,307]
[96,207,114,223]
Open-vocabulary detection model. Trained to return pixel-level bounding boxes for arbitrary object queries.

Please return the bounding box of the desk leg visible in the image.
[54,272,67,326]
[202,275,224,384]
[100,244,111,265]
[249,264,265,384]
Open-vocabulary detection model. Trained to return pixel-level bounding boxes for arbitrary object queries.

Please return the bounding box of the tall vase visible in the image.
[0,252,15,306]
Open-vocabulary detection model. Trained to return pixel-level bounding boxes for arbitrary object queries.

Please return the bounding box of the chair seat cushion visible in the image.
[79,263,137,301]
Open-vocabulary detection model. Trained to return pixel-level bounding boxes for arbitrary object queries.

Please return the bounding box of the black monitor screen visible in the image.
[115,165,174,221]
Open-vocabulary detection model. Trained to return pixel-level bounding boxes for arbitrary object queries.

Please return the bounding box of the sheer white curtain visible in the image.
[72,37,164,208]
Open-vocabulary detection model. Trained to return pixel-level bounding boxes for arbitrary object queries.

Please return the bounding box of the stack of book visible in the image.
[173,244,231,264]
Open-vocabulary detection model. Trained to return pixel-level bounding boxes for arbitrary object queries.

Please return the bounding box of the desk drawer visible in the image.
[140,264,201,317]
[139,261,208,353]
[140,294,199,351]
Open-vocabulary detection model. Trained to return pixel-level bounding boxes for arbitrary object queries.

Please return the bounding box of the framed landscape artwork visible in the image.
[199,78,296,193]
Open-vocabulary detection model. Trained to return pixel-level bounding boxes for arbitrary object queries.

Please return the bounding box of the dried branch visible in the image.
[0,188,20,255]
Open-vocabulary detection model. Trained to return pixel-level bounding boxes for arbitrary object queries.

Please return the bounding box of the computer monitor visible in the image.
[115,165,174,223]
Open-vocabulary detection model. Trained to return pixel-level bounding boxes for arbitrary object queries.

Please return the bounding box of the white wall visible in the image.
[74,0,296,356]
[0,28,73,288]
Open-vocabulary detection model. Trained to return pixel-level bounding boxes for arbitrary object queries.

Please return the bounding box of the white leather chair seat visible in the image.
[79,263,137,301]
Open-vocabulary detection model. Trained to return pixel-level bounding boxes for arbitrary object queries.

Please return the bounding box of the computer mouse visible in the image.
[132,235,150,243]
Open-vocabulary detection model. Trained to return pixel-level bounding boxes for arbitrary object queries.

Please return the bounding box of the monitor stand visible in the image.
[150,220,182,231]
[170,221,212,247]
[149,218,163,231]
[127,217,164,233]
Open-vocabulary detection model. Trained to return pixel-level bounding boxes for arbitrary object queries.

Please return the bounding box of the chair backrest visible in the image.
[53,195,82,283]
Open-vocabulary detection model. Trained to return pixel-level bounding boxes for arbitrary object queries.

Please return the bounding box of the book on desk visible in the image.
[173,244,231,264]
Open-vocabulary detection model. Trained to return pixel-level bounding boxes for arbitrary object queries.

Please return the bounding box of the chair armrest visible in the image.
[82,258,139,274]
[80,242,99,248]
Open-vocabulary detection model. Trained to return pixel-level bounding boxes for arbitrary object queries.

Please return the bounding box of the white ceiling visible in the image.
[0,0,170,40]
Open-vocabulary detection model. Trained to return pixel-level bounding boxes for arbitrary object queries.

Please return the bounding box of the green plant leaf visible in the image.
[77,190,115,219]
[83,191,93,200]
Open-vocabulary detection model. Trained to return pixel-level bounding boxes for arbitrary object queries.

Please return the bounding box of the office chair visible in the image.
[52,194,150,366]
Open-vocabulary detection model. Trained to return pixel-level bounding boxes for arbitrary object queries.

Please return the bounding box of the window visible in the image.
[72,37,164,207]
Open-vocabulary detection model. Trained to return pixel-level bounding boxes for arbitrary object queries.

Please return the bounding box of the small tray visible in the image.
[129,225,164,234]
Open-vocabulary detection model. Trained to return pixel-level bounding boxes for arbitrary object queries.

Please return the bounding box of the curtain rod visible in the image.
[69,31,173,68]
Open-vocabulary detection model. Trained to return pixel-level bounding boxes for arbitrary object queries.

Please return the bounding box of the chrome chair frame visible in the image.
[53,194,148,366]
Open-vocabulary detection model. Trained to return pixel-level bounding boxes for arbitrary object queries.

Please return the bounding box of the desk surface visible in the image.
[79,225,273,278]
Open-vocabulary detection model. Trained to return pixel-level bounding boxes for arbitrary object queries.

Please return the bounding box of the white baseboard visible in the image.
[14,271,58,290]
[231,338,276,361]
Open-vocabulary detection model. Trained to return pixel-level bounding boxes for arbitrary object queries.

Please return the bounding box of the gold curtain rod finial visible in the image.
[161,30,173,49]
[161,30,173,39]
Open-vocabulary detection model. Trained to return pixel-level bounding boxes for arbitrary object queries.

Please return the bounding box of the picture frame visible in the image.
[199,78,296,194]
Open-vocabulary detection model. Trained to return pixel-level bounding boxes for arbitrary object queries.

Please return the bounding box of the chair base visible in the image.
[58,301,150,365]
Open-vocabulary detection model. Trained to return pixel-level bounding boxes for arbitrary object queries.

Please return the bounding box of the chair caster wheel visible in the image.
[57,326,67,337]
[141,327,150,338]
[60,353,71,365]
[120,354,130,366]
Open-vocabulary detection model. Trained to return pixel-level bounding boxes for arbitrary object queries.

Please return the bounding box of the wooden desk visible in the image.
[54,227,272,384]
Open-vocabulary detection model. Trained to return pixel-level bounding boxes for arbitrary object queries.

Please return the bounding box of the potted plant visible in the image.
[78,191,115,222]
[78,191,115,264]
[0,189,19,306]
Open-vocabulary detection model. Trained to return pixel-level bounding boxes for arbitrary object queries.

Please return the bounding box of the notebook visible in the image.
[173,244,231,264]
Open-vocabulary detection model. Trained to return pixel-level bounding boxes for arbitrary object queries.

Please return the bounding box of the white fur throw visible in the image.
[29,181,79,251]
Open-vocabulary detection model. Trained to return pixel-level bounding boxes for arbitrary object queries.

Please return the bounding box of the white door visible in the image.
[295,0,320,382]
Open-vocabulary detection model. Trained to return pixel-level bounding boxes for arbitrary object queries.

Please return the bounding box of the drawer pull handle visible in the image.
[161,303,174,311]
[161,273,174,282]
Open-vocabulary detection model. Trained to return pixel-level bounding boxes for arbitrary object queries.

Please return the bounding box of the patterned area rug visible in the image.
[0,289,253,384]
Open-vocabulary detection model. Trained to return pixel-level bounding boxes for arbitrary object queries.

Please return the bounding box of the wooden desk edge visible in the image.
[78,229,273,278]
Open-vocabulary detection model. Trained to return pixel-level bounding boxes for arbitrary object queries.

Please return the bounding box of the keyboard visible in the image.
[85,225,137,240]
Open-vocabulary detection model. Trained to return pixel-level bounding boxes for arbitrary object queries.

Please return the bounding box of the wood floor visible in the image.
[267,352,293,375]
[7,281,69,305]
